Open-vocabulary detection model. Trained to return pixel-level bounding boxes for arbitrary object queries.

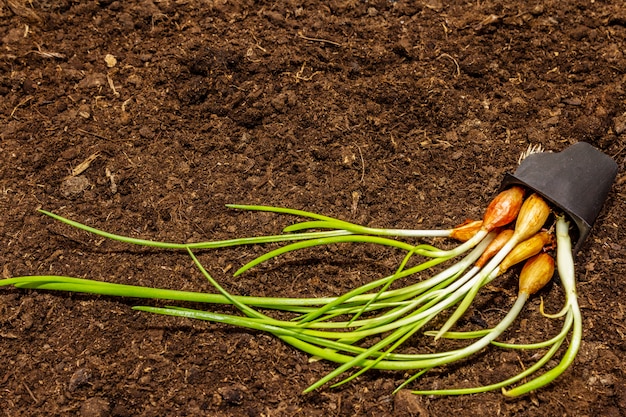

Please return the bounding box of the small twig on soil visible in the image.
[351,191,360,214]
[27,44,66,59]
[105,167,117,194]
[28,49,65,59]
[2,264,11,280]
[67,152,101,178]
[10,95,33,118]
[297,31,342,47]
[246,34,268,63]
[107,71,120,97]
[22,382,38,404]
[293,62,321,83]
[437,53,460,77]
[121,98,133,113]
[77,128,111,141]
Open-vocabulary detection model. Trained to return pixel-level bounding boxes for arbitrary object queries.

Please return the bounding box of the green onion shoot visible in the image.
[0,188,585,398]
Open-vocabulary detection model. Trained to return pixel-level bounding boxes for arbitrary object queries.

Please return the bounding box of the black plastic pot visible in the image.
[501,142,618,253]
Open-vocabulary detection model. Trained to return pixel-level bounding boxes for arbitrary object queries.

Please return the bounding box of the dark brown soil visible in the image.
[1,1,626,416]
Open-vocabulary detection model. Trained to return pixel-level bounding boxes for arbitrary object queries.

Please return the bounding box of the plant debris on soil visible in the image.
[1,1,626,416]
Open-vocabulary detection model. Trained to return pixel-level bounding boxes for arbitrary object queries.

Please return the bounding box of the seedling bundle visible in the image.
[1,143,617,397]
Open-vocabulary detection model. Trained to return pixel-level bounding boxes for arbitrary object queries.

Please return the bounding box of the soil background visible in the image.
[1,1,626,416]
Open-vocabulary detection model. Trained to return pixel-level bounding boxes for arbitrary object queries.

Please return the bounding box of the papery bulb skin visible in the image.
[482,186,525,232]
[514,194,551,242]
[450,220,483,241]
[475,229,514,268]
[519,253,555,296]
[500,231,553,273]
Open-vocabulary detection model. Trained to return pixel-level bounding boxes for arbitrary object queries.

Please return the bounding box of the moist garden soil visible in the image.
[1,1,626,416]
